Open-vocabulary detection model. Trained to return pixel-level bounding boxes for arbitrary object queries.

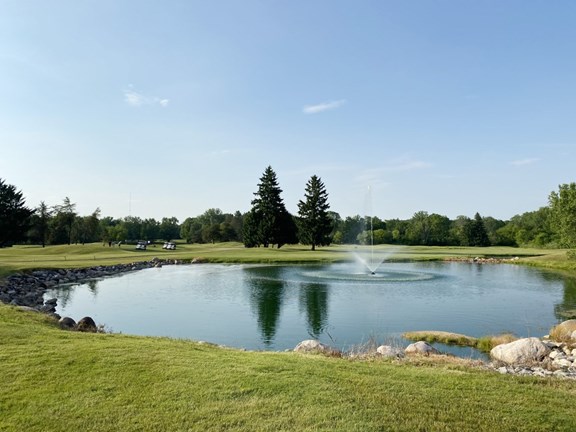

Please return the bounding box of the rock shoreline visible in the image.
[294,338,576,379]
[444,256,520,264]
[0,258,193,312]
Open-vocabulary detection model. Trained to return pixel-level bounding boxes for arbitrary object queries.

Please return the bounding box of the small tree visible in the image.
[297,175,333,251]
[51,197,77,245]
[29,201,52,247]
[465,213,491,247]
[0,178,34,247]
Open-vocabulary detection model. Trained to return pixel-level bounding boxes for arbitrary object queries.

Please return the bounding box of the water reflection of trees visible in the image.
[554,276,576,320]
[246,266,331,345]
[49,280,101,308]
[51,286,73,308]
[86,280,99,295]
[299,284,329,339]
[248,272,285,346]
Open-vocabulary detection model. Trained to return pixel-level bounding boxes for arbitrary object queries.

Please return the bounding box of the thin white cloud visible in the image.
[353,158,431,187]
[209,149,232,157]
[510,157,539,166]
[123,86,169,108]
[124,89,145,107]
[387,160,432,172]
[303,99,346,114]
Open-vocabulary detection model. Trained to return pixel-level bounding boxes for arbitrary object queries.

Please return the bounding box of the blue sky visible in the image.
[1,1,574,222]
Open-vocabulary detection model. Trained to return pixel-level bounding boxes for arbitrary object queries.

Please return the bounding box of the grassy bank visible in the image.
[0,242,569,277]
[1,304,576,432]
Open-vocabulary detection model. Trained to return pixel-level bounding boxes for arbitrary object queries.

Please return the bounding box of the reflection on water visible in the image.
[555,277,576,320]
[299,284,329,339]
[247,267,286,346]
[44,263,576,353]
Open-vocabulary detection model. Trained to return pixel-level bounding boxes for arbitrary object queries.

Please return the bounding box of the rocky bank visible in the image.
[0,258,190,312]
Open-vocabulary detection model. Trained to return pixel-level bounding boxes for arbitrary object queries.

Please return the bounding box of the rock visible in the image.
[490,337,550,365]
[76,316,97,332]
[294,340,341,356]
[404,341,440,356]
[376,345,405,358]
[59,316,77,330]
[17,306,38,313]
[552,358,573,369]
[549,350,564,360]
[553,370,568,378]
[549,320,576,341]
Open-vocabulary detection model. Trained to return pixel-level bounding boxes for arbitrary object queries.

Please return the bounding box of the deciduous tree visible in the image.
[159,217,180,242]
[549,183,576,248]
[50,197,77,245]
[29,201,52,247]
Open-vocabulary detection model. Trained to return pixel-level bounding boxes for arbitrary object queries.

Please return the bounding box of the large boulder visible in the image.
[550,320,576,341]
[294,340,341,356]
[404,341,440,356]
[76,316,97,332]
[376,345,405,358]
[59,316,77,330]
[490,337,550,364]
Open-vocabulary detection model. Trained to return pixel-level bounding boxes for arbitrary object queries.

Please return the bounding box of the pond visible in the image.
[45,262,576,356]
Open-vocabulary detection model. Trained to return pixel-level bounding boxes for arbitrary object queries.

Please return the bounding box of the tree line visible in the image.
[1,172,576,250]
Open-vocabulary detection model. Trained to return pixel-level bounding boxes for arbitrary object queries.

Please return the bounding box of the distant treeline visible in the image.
[2,176,576,249]
[15,195,570,248]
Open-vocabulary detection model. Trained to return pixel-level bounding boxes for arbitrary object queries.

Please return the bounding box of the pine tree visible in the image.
[244,166,297,248]
[466,212,491,246]
[297,175,333,251]
[0,178,34,247]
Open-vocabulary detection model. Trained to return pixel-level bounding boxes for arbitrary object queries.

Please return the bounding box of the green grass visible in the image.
[1,304,576,432]
[403,331,480,348]
[2,243,576,431]
[0,242,566,277]
[403,331,519,353]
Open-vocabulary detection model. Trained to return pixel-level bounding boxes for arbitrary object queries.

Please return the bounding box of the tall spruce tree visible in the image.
[243,166,297,248]
[297,175,332,250]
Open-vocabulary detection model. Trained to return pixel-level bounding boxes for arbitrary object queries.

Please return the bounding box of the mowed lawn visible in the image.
[1,304,576,432]
[0,242,567,276]
[1,243,576,431]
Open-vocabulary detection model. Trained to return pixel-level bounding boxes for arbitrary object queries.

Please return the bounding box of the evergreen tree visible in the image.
[242,211,259,247]
[465,212,491,246]
[243,166,297,248]
[297,175,333,250]
[0,178,34,247]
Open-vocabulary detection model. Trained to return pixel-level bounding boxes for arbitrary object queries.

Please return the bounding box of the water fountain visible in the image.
[353,185,387,275]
